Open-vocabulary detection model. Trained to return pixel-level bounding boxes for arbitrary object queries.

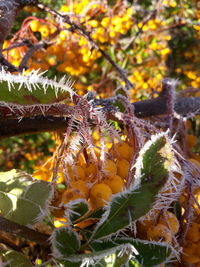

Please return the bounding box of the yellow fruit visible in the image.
[104,175,125,194]
[90,183,112,208]
[102,159,117,176]
[59,30,67,41]
[67,165,86,181]
[182,242,200,264]
[182,254,200,264]
[71,180,90,198]
[10,48,21,60]
[53,217,68,228]
[47,56,57,66]
[117,159,129,179]
[85,163,97,180]
[115,142,131,159]
[61,188,86,204]
[186,135,197,148]
[39,24,50,38]
[158,211,180,234]
[57,172,65,183]
[147,224,172,243]
[29,20,40,32]
[186,222,200,242]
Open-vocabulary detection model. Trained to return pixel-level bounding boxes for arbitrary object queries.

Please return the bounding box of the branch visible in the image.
[0,216,49,246]
[0,103,73,119]
[1,96,200,138]
[0,116,69,138]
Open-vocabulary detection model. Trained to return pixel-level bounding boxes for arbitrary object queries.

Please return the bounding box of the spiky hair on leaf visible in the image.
[131,131,174,190]
[63,198,89,225]
[89,132,175,242]
[50,226,81,260]
[0,68,75,104]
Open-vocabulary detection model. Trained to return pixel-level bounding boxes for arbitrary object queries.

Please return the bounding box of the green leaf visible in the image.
[66,199,89,223]
[91,134,171,240]
[0,69,73,104]
[52,227,81,258]
[2,250,33,267]
[60,244,131,266]
[74,207,103,224]
[91,238,172,267]
[0,169,52,225]
[133,133,172,189]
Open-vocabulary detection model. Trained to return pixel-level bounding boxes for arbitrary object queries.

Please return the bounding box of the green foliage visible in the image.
[52,227,81,258]
[49,134,173,266]
[91,134,171,240]
[91,238,172,267]
[0,70,73,105]
[67,199,89,223]
[52,234,172,266]
[135,134,170,188]
[0,169,52,225]
[0,133,55,173]
[1,250,33,267]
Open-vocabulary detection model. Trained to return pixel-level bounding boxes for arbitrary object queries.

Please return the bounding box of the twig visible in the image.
[0,216,49,246]
[0,103,73,119]
[19,41,51,70]
[0,116,69,138]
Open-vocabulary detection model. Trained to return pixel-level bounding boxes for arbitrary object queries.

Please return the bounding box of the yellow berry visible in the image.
[85,163,97,180]
[61,188,86,204]
[47,56,57,66]
[57,172,65,183]
[182,241,200,264]
[158,211,180,234]
[117,159,129,180]
[59,30,67,41]
[29,20,40,32]
[186,222,200,242]
[114,142,131,159]
[186,135,197,148]
[90,183,112,208]
[147,224,172,243]
[71,180,90,199]
[53,217,68,228]
[68,165,86,181]
[88,20,99,27]
[102,159,117,176]
[182,254,200,264]
[39,25,50,38]
[10,48,21,60]
[104,175,125,194]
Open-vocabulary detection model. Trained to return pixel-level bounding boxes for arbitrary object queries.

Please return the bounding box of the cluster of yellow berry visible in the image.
[32,118,200,266]
[127,18,172,100]
[177,122,200,266]
[34,136,134,210]
[138,210,180,244]
[19,1,133,77]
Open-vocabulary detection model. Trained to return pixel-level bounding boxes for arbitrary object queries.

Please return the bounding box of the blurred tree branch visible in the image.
[0,216,49,246]
[1,95,200,138]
